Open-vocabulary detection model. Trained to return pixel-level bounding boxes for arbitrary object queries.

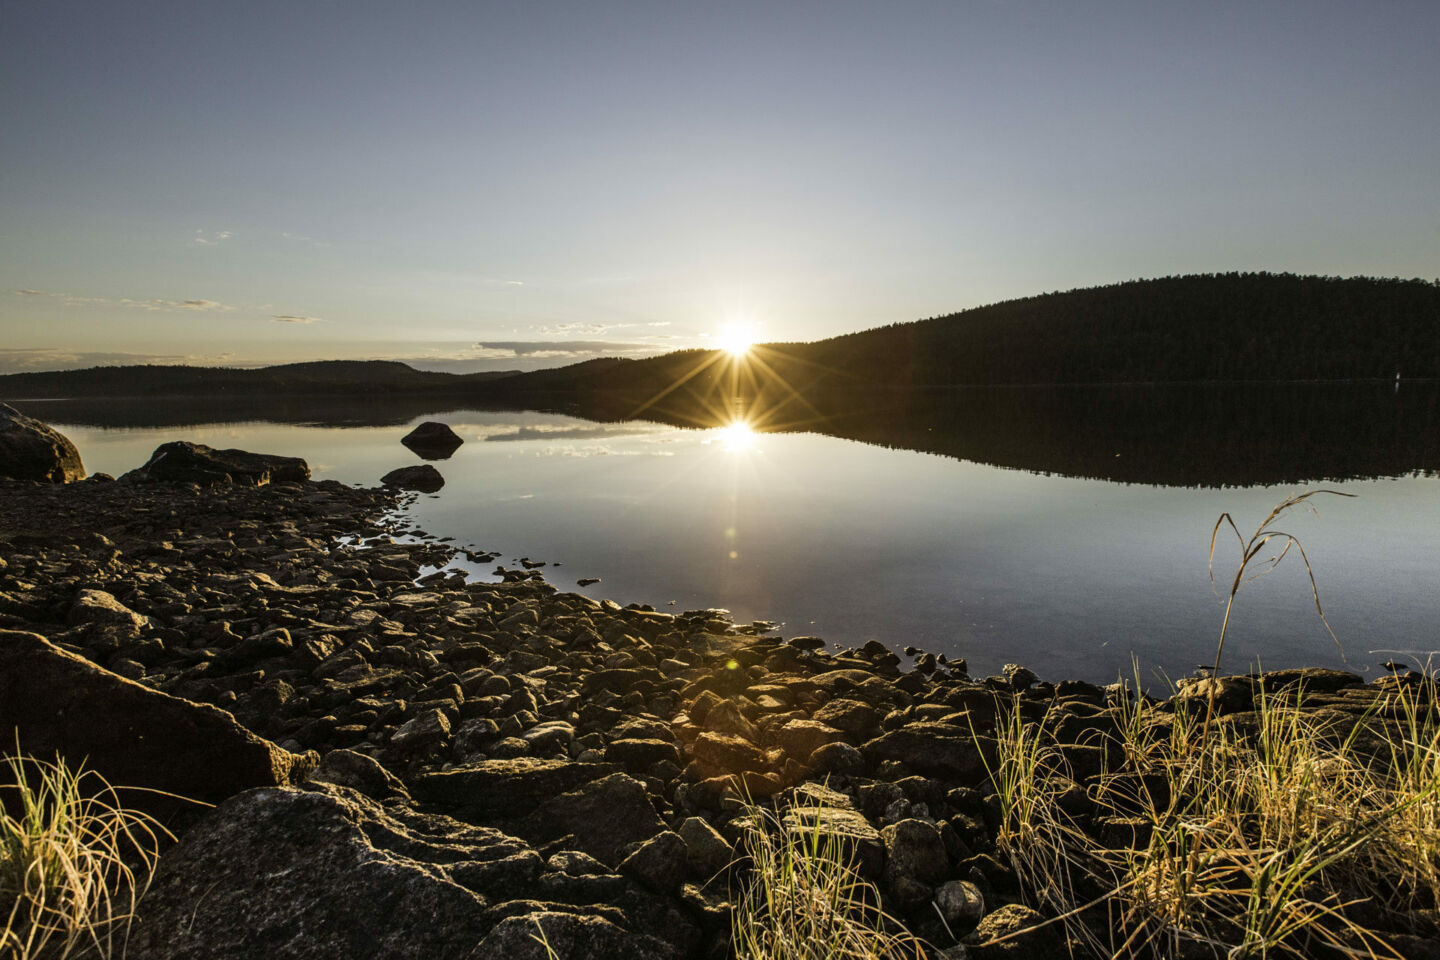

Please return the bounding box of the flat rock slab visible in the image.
[410,758,618,816]
[124,441,309,485]
[0,629,307,818]
[129,784,536,960]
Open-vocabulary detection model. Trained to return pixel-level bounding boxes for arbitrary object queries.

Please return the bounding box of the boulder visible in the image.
[127,783,549,960]
[618,830,688,892]
[780,784,885,878]
[475,911,677,960]
[812,698,879,735]
[380,464,445,492]
[124,441,309,485]
[306,749,409,804]
[776,719,844,760]
[964,903,1059,957]
[934,880,985,935]
[678,816,733,876]
[533,773,669,867]
[67,588,148,633]
[861,723,993,782]
[400,422,464,460]
[1171,676,1253,716]
[410,758,617,817]
[0,630,308,818]
[0,402,85,482]
[881,818,949,897]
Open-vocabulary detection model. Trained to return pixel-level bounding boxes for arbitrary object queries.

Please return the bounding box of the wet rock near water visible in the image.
[0,401,86,482]
[381,463,445,492]
[401,421,465,459]
[122,440,309,485]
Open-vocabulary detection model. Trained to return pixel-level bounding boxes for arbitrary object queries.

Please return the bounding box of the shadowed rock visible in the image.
[381,463,444,492]
[127,783,549,960]
[411,758,618,816]
[0,402,85,482]
[532,773,669,867]
[0,630,309,819]
[401,421,464,460]
[123,441,309,485]
[476,911,678,960]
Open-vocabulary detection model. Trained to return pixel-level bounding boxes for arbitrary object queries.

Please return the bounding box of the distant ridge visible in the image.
[0,359,519,398]
[4,274,1437,404]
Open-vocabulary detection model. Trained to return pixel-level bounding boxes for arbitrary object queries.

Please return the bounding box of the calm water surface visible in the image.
[25,390,1440,685]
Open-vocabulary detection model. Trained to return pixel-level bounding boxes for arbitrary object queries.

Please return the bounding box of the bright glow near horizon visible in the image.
[716,325,756,358]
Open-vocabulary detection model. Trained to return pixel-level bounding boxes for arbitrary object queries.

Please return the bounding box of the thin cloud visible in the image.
[473,339,661,358]
[538,322,610,336]
[271,314,324,324]
[193,230,233,245]
[280,231,331,248]
[12,289,231,312]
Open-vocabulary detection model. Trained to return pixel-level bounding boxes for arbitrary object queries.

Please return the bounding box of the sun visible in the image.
[715,324,755,357]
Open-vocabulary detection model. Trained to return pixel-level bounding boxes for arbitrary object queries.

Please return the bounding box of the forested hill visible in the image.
[0,360,518,398]
[797,273,1440,387]
[5,274,1437,406]
[454,273,1440,425]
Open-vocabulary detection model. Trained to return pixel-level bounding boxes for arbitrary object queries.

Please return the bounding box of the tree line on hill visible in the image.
[3,274,1436,409]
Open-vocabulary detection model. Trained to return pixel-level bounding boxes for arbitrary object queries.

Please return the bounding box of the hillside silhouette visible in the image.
[4,275,1437,412]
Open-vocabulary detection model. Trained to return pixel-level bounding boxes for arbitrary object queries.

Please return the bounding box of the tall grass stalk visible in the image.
[732,801,925,960]
[1204,491,1352,736]
[1,750,169,960]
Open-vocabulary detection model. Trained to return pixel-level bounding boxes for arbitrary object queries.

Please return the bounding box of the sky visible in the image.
[2,0,1437,374]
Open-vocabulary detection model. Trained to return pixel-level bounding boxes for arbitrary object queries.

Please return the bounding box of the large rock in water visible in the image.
[401,421,464,459]
[0,402,85,482]
[0,630,310,818]
[381,463,444,492]
[123,441,309,485]
[129,783,677,960]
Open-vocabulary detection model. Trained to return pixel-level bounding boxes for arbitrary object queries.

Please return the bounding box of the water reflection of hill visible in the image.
[13,395,470,429]
[562,382,1440,488]
[19,383,1440,489]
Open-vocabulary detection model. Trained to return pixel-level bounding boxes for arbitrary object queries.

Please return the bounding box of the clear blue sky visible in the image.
[3,1,1437,373]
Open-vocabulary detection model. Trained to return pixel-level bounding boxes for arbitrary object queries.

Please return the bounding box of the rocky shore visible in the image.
[2,428,1436,958]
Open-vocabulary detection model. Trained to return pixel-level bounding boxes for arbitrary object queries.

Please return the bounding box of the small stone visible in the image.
[678,816,733,876]
[618,829,688,892]
[389,708,450,754]
[933,879,985,934]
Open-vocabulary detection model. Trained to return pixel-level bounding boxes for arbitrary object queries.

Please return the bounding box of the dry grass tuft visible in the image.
[732,800,927,960]
[1,749,170,960]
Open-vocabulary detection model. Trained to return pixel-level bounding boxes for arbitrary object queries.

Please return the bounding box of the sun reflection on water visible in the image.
[714,420,758,452]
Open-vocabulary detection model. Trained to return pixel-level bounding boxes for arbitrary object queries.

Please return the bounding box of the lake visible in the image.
[16,383,1440,686]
